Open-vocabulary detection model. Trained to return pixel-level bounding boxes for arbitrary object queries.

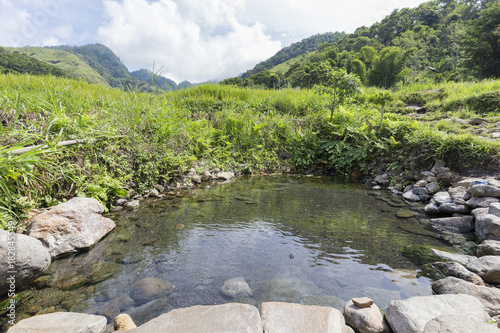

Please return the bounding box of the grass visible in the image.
[1,73,499,229]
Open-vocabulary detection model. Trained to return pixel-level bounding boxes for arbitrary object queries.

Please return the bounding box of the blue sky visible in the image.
[0,0,428,82]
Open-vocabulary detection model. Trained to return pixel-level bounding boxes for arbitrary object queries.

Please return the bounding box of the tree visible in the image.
[369,91,395,123]
[350,59,367,84]
[315,68,363,121]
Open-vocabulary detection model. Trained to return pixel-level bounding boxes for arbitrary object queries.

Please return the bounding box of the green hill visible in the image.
[0,47,69,77]
[130,68,178,91]
[10,47,108,85]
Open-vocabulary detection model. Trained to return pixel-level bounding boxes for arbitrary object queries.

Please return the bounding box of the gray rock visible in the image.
[449,186,468,201]
[130,277,174,305]
[374,175,389,186]
[127,303,262,333]
[437,172,460,187]
[413,187,429,196]
[255,277,321,304]
[154,184,165,192]
[344,299,391,333]
[191,175,202,184]
[456,178,486,189]
[430,249,474,265]
[432,276,500,315]
[7,312,107,333]
[415,180,428,187]
[220,277,252,298]
[403,191,420,202]
[469,185,500,198]
[124,200,140,211]
[470,117,489,125]
[430,160,447,175]
[126,297,174,326]
[0,230,51,296]
[438,203,469,214]
[27,197,116,257]
[421,171,436,177]
[473,207,490,219]
[385,294,491,333]
[202,170,212,179]
[478,240,500,257]
[425,202,440,215]
[433,192,453,205]
[148,189,160,198]
[426,181,440,194]
[429,216,474,234]
[115,198,127,206]
[476,214,500,241]
[423,315,500,333]
[466,256,500,285]
[261,301,348,333]
[490,202,500,217]
[432,261,484,286]
[217,172,234,181]
[467,197,500,209]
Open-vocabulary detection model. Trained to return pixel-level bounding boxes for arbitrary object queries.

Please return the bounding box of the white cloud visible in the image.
[97,0,282,82]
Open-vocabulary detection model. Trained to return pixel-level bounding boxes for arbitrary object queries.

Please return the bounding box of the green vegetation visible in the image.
[1,71,499,230]
[0,47,69,77]
[224,0,500,89]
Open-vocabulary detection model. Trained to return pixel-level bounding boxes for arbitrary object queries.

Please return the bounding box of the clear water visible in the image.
[3,175,459,328]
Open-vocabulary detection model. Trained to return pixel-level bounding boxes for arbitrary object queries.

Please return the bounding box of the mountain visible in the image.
[130,68,178,91]
[241,32,346,79]
[0,47,69,77]
[8,46,108,85]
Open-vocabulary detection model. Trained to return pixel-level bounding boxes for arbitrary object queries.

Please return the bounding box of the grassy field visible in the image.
[1,73,499,229]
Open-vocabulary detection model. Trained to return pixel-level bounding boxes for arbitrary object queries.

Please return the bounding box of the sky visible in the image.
[0,0,429,83]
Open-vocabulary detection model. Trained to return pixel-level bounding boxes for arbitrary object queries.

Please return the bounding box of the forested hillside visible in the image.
[224,0,500,89]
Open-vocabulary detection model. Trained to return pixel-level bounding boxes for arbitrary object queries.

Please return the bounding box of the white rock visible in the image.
[7,312,107,333]
[220,277,252,298]
[344,299,391,333]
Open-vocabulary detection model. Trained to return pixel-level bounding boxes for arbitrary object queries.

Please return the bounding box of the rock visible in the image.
[437,172,460,187]
[425,202,440,215]
[396,209,417,218]
[448,186,468,202]
[7,312,107,333]
[476,214,500,241]
[261,301,348,333]
[124,200,140,211]
[433,192,453,205]
[423,315,500,333]
[490,202,500,217]
[429,216,474,234]
[115,198,127,206]
[430,249,474,265]
[374,175,389,186]
[114,313,137,331]
[438,203,469,214]
[217,172,234,181]
[344,299,391,333]
[27,197,116,257]
[466,256,500,284]
[468,197,500,209]
[432,277,500,315]
[421,171,436,177]
[220,277,252,298]
[352,297,374,308]
[154,185,165,192]
[174,223,185,230]
[469,185,500,198]
[403,191,420,202]
[478,240,500,256]
[473,207,490,219]
[130,277,174,305]
[126,297,174,325]
[0,230,51,296]
[127,303,262,333]
[456,178,486,189]
[148,190,159,198]
[191,175,202,184]
[385,294,491,333]
[470,117,489,125]
[426,182,440,194]
[415,180,428,187]
[432,261,484,286]
[430,160,447,175]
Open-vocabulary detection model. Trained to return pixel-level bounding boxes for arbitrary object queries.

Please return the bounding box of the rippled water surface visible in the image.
[3,175,460,328]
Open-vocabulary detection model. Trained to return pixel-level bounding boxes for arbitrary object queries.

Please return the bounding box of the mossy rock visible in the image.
[401,245,447,267]
[396,209,418,218]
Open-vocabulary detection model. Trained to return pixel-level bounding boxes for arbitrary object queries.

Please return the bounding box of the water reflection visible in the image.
[3,175,458,328]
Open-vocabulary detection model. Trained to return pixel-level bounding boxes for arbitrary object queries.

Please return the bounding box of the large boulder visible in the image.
[27,197,116,257]
[469,185,500,198]
[127,303,262,333]
[261,301,348,333]
[429,216,474,234]
[432,261,484,286]
[467,197,500,209]
[343,299,391,333]
[432,277,500,315]
[476,214,500,241]
[437,203,469,214]
[7,312,107,333]
[130,277,174,305]
[385,294,491,333]
[0,230,51,295]
[477,240,500,257]
[466,256,500,285]
[423,315,500,333]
